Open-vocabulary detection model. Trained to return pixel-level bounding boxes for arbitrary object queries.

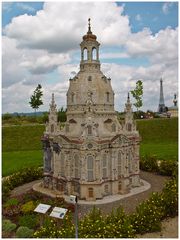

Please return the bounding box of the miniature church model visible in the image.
[42,19,141,201]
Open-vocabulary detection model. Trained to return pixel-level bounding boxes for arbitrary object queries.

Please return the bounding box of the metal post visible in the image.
[75,196,78,238]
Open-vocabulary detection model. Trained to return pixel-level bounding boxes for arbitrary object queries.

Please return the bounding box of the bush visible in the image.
[161,178,178,217]
[4,198,19,207]
[159,160,177,176]
[2,219,17,232]
[130,200,162,234]
[2,167,43,201]
[19,214,39,229]
[16,226,34,238]
[140,155,159,172]
[21,201,36,214]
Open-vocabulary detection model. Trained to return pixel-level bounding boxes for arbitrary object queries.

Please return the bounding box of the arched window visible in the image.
[112,123,116,132]
[102,154,107,178]
[118,152,122,176]
[128,150,132,173]
[66,124,69,132]
[83,48,88,60]
[51,124,54,133]
[92,48,97,60]
[74,154,80,178]
[87,125,92,135]
[71,93,75,103]
[87,155,94,181]
[127,123,132,131]
[106,92,110,102]
[60,154,65,177]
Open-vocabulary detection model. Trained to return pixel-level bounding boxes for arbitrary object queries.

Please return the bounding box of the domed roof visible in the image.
[83,18,97,41]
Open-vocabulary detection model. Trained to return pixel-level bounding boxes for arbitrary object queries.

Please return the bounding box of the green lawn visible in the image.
[2,150,42,177]
[137,117,178,161]
[2,118,178,176]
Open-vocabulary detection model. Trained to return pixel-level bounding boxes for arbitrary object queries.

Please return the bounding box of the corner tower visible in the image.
[42,19,141,201]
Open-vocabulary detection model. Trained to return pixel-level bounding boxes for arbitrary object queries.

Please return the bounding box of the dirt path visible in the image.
[137,216,178,238]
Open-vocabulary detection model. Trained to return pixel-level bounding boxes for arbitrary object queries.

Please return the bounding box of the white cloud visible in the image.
[125,27,178,66]
[2,2,178,113]
[162,2,174,14]
[4,2,130,52]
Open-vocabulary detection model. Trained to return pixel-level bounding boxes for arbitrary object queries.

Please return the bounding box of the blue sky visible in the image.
[2,2,178,113]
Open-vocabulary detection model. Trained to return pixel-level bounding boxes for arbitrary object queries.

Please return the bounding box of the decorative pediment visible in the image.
[104,118,113,123]
[111,134,130,145]
[69,119,77,123]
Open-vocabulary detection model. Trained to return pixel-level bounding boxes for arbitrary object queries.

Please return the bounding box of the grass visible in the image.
[2,150,42,177]
[136,117,178,161]
[2,118,178,176]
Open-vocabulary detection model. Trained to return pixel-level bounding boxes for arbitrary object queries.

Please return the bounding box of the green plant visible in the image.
[19,214,39,229]
[161,178,178,217]
[140,155,159,172]
[16,226,34,238]
[130,200,162,234]
[2,219,17,232]
[130,80,143,111]
[2,167,43,201]
[4,198,19,207]
[159,160,177,176]
[21,201,36,214]
[3,198,21,217]
[29,84,43,114]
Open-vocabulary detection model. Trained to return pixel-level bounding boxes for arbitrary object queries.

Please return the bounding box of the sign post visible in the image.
[65,195,78,238]
[75,196,78,239]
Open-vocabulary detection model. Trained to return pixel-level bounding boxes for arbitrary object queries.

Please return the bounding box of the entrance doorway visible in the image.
[88,188,94,198]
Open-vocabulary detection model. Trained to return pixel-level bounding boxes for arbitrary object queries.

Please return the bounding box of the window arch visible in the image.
[51,124,54,133]
[71,93,75,103]
[106,92,110,102]
[87,155,94,181]
[92,47,97,60]
[60,153,65,177]
[118,151,122,176]
[127,123,132,131]
[74,154,80,178]
[87,125,92,135]
[102,154,107,178]
[83,48,88,60]
[112,123,116,132]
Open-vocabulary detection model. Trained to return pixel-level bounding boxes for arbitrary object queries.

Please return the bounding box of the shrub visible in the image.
[161,178,178,217]
[2,167,43,201]
[159,160,177,176]
[21,201,36,214]
[4,198,19,207]
[16,226,34,238]
[140,155,159,172]
[3,198,21,217]
[19,214,39,229]
[34,215,75,238]
[2,219,17,232]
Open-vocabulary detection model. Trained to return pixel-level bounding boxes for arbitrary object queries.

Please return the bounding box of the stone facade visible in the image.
[42,20,141,201]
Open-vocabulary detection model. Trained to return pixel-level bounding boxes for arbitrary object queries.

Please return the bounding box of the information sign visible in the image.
[50,207,68,219]
[34,203,51,214]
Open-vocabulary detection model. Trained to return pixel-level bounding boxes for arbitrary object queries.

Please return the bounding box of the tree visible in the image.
[130,80,143,111]
[29,84,43,115]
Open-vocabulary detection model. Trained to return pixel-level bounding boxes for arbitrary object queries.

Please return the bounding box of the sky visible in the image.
[2,1,178,113]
